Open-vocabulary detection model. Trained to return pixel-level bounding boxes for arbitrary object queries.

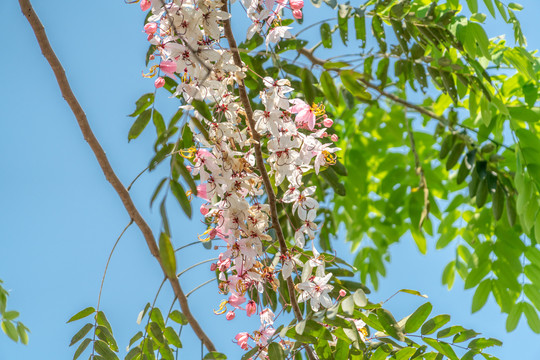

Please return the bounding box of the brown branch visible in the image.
[18,0,216,353]
[221,4,317,360]
[296,47,513,152]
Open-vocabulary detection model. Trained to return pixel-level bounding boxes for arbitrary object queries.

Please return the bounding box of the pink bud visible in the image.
[331,134,338,142]
[226,311,236,320]
[144,23,158,35]
[235,332,250,350]
[186,165,192,172]
[154,77,165,88]
[246,300,257,317]
[290,0,304,10]
[321,132,328,137]
[339,289,347,297]
[149,54,155,60]
[323,118,334,127]
[292,9,303,19]
[210,263,217,271]
[160,60,177,76]
[209,228,218,239]
[200,205,209,216]
[140,0,151,11]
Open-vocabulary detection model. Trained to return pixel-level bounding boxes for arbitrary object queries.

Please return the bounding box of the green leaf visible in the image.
[472,279,491,313]
[17,323,28,345]
[354,11,366,45]
[320,71,339,107]
[468,337,503,349]
[483,0,496,17]
[203,352,227,360]
[96,311,113,334]
[192,99,212,121]
[453,329,479,343]
[169,310,188,325]
[129,331,143,348]
[69,323,93,346]
[340,70,370,100]
[170,179,192,218]
[466,0,478,13]
[421,314,450,335]
[94,339,119,360]
[506,302,524,331]
[320,23,332,48]
[405,302,432,333]
[128,109,152,141]
[164,326,182,348]
[437,326,466,339]
[67,307,95,323]
[125,347,141,360]
[268,342,285,360]
[152,110,166,137]
[129,93,154,117]
[301,68,315,106]
[337,4,351,45]
[523,302,540,333]
[73,338,91,360]
[3,310,19,321]
[423,338,458,360]
[376,308,405,341]
[1,320,18,342]
[159,232,177,278]
[508,2,524,10]
[398,289,428,298]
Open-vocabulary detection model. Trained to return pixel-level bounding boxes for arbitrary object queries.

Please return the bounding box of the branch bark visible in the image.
[18,0,216,352]
[221,4,317,360]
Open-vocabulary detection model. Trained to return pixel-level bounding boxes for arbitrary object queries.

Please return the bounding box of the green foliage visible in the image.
[0,279,29,345]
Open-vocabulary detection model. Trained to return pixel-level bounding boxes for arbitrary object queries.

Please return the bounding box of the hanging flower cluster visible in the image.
[138,0,339,354]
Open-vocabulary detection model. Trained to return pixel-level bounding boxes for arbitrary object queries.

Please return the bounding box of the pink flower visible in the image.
[144,23,158,35]
[246,300,257,317]
[339,289,347,297]
[154,77,165,88]
[159,60,177,77]
[229,293,246,309]
[331,134,338,142]
[290,99,315,130]
[323,118,333,127]
[140,0,151,11]
[293,9,303,19]
[196,184,209,200]
[226,311,236,320]
[218,257,231,272]
[235,332,250,350]
[290,0,304,10]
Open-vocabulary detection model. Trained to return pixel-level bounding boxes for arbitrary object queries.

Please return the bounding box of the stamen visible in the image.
[142,64,159,78]
[311,103,326,116]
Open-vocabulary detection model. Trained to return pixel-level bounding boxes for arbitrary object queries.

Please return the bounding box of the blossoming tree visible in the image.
[8,0,540,358]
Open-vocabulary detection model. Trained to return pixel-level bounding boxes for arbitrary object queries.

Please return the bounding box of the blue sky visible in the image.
[1,0,540,359]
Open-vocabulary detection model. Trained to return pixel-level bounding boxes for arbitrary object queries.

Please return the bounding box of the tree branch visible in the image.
[296,47,513,152]
[221,4,317,360]
[18,0,216,352]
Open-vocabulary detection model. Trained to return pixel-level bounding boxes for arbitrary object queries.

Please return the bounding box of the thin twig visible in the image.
[91,220,133,358]
[406,118,430,229]
[18,0,216,352]
[296,47,514,152]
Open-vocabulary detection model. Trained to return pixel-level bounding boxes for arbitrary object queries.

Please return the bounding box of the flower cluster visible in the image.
[138,0,340,354]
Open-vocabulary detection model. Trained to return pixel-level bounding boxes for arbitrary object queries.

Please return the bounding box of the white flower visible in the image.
[297,273,334,311]
[265,26,292,50]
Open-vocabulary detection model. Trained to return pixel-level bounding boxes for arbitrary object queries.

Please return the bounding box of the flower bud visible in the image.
[290,0,304,10]
[140,0,151,11]
[323,118,334,127]
[226,311,236,320]
[149,54,155,60]
[339,289,347,297]
[200,205,209,216]
[210,263,217,271]
[246,300,257,317]
[292,9,303,19]
[154,77,165,88]
[144,23,158,35]
[331,134,338,142]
